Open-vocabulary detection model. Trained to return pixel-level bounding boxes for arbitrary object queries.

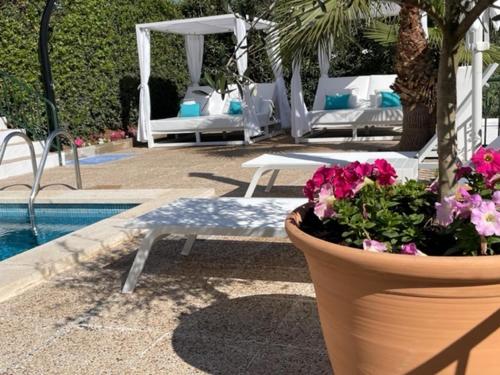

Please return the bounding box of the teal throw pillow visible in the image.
[325,94,351,110]
[180,102,201,117]
[228,99,242,115]
[380,92,401,108]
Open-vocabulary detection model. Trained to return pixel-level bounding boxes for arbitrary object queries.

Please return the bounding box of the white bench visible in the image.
[122,197,306,293]
[241,152,419,197]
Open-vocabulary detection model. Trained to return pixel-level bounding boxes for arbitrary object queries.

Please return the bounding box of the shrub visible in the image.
[0,0,189,139]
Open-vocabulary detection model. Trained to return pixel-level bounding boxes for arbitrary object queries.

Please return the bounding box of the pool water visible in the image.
[0,203,137,261]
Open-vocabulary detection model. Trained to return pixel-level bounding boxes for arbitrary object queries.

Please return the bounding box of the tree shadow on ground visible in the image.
[192,134,399,159]
[172,294,333,375]
[188,171,303,197]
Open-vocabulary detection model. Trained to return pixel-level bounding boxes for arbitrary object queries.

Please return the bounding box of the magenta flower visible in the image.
[314,184,336,220]
[353,162,374,178]
[471,200,500,236]
[471,147,500,177]
[400,243,426,256]
[454,165,472,182]
[373,159,397,185]
[362,239,387,253]
[303,179,316,201]
[74,137,84,148]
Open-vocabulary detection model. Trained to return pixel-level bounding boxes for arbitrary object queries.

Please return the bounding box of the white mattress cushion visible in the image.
[151,115,244,133]
[308,107,403,126]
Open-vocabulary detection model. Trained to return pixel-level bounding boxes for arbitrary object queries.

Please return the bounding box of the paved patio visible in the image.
[0,136,403,374]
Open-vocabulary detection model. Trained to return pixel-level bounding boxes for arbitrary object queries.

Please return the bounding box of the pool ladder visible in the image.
[0,131,39,184]
[28,129,82,235]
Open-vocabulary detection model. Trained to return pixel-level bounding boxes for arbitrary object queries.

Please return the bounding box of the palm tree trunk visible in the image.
[393,5,438,151]
[436,32,459,198]
[399,104,435,150]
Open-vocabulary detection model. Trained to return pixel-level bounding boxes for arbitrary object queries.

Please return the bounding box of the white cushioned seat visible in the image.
[305,74,403,134]
[151,115,244,133]
[309,107,403,127]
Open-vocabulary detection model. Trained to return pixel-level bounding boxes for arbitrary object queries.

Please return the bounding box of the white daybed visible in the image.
[243,64,499,196]
[290,40,404,143]
[149,83,277,145]
[135,14,291,148]
[308,74,403,140]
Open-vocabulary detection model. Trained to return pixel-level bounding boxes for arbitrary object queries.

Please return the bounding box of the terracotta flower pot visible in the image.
[285,203,500,375]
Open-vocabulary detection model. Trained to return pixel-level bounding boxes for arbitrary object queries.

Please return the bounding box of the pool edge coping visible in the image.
[0,188,215,302]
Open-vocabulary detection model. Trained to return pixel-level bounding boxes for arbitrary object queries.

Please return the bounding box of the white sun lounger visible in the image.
[122,197,306,293]
[242,132,500,198]
[242,152,420,197]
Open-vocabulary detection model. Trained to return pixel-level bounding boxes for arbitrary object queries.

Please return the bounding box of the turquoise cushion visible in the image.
[228,99,242,115]
[179,102,200,117]
[380,91,401,107]
[325,94,350,110]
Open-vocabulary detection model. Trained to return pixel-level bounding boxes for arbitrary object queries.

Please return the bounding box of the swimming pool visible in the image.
[0,203,137,261]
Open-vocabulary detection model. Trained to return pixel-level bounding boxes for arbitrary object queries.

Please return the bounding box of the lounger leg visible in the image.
[353,126,358,141]
[181,234,197,256]
[195,132,201,143]
[122,228,166,293]
[148,135,155,148]
[245,167,267,198]
[265,170,280,192]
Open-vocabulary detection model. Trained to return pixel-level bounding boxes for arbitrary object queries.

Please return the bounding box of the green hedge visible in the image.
[0,0,396,140]
[0,0,189,139]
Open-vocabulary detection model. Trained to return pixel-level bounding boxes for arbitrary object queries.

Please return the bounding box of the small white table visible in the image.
[122,197,306,293]
[241,152,419,197]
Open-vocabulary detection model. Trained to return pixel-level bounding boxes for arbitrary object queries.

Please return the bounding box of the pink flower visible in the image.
[493,191,500,206]
[74,137,84,148]
[426,180,438,194]
[471,200,500,236]
[454,187,482,218]
[471,147,500,177]
[486,173,500,189]
[435,196,457,226]
[400,243,426,256]
[373,159,397,185]
[362,239,387,253]
[314,184,336,220]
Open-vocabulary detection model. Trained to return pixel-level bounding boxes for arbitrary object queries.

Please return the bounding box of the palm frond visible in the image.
[364,19,500,66]
[271,0,385,63]
[364,20,398,46]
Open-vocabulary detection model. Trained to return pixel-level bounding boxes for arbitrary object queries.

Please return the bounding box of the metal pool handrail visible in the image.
[29,129,82,234]
[0,131,38,184]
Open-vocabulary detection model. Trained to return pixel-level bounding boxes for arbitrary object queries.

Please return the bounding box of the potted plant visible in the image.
[270,0,500,373]
[285,151,500,374]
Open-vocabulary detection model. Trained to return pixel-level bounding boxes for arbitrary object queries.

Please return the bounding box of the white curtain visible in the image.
[233,18,260,136]
[185,35,204,86]
[266,31,291,129]
[136,26,151,143]
[233,18,248,75]
[318,42,331,77]
[421,12,428,39]
[291,59,310,138]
